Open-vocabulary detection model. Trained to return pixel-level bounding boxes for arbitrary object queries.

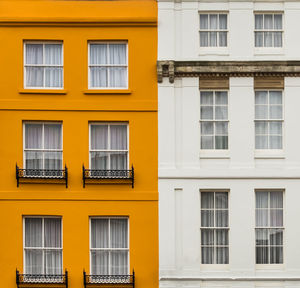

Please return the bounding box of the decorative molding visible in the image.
[157,60,300,83]
[199,77,229,89]
[254,76,284,89]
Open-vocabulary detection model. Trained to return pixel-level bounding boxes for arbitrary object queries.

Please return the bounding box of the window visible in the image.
[200,91,228,149]
[199,13,228,47]
[255,91,283,149]
[90,123,128,170]
[24,122,63,170]
[255,13,283,47]
[255,191,283,264]
[88,43,128,89]
[24,42,63,89]
[90,218,129,275]
[200,192,229,264]
[24,217,62,274]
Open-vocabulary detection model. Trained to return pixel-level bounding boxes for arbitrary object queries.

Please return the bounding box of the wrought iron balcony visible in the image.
[83,271,135,288]
[82,165,134,188]
[16,270,68,288]
[16,164,68,188]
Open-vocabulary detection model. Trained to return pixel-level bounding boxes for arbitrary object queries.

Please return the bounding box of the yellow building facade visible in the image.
[0,1,158,288]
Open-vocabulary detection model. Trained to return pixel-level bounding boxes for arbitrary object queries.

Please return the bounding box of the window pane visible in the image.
[110,219,128,248]
[256,246,269,264]
[201,192,214,209]
[274,32,282,47]
[201,229,214,245]
[270,210,283,227]
[110,125,127,150]
[219,14,227,29]
[25,218,42,247]
[215,122,228,135]
[44,218,62,248]
[111,251,128,275]
[91,219,109,248]
[274,14,282,29]
[215,136,228,149]
[269,91,282,105]
[201,210,214,227]
[269,136,282,149]
[45,250,62,275]
[201,247,214,264]
[91,251,109,275]
[216,247,228,264]
[256,209,268,226]
[270,229,283,245]
[255,15,263,29]
[200,32,209,47]
[109,67,127,88]
[45,44,62,65]
[256,192,268,208]
[270,106,282,119]
[215,210,228,227]
[255,32,263,47]
[201,136,214,149]
[219,32,227,47]
[90,67,108,88]
[201,122,213,135]
[25,151,43,170]
[216,229,228,245]
[90,44,107,65]
[25,250,43,274]
[255,91,268,104]
[255,105,268,119]
[26,67,44,87]
[200,14,208,29]
[110,152,128,170]
[25,124,43,149]
[26,44,43,64]
[209,14,218,29]
[109,44,126,65]
[256,229,269,246]
[91,152,108,170]
[215,92,228,105]
[200,92,213,105]
[215,106,228,120]
[256,135,268,149]
[209,32,217,47]
[201,107,213,120]
[270,191,283,208]
[44,124,62,149]
[264,32,273,47]
[45,67,63,88]
[269,122,282,135]
[270,247,283,264]
[255,121,268,135]
[91,125,108,150]
[264,14,273,29]
[215,192,228,209]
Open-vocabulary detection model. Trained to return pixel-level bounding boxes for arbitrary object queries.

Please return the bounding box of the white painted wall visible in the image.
[158,2,300,287]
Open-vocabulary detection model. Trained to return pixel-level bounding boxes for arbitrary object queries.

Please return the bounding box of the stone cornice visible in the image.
[157,60,300,83]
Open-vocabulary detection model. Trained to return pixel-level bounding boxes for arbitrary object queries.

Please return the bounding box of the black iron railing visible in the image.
[83,271,134,288]
[16,270,68,287]
[16,164,68,188]
[82,165,134,188]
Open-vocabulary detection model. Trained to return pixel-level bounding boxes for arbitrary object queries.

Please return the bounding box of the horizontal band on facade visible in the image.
[160,277,300,281]
[157,60,300,83]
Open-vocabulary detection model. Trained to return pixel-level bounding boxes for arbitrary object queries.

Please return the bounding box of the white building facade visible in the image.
[158,1,300,288]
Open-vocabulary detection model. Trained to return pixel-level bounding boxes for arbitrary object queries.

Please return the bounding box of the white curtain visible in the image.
[44,124,61,149]
[25,124,43,149]
[91,125,108,150]
[200,32,208,47]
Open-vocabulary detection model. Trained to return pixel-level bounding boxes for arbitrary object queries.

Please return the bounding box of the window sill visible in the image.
[255,150,285,159]
[19,89,67,95]
[199,48,229,56]
[84,89,132,95]
[256,264,284,270]
[254,48,284,56]
[200,264,230,271]
[200,150,230,159]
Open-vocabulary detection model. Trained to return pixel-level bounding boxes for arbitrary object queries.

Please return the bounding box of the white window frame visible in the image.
[199,12,229,49]
[88,42,128,90]
[254,90,284,156]
[255,190,284,268]
[23,122,63,170]
[89,123,129,170]
[200,90,229,151]
[23,41,64,89]
[89,217,130,275]
[23,216,63,275]
[200,190,230,267]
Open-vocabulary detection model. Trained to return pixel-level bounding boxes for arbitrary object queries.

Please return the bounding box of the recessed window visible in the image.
[199,13,228,47]
[200,91,228,149]
[90,218,129,275]
[255,91,283,149]
[24,122,63,170]
[89,123,128,170]
[255,13,283,47]
[24,217,62,274]
[255,191,284,264]
[200,191,229,264]
[88,43,128,89]
[24,42,63,89]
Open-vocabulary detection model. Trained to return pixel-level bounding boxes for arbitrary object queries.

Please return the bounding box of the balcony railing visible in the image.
[16,270,68,288]
[83,271,134,288]
[16,164,68,188]
[82,165,134,188]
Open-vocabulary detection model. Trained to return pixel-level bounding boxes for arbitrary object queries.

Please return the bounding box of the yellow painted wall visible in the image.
[0,1,158,287]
